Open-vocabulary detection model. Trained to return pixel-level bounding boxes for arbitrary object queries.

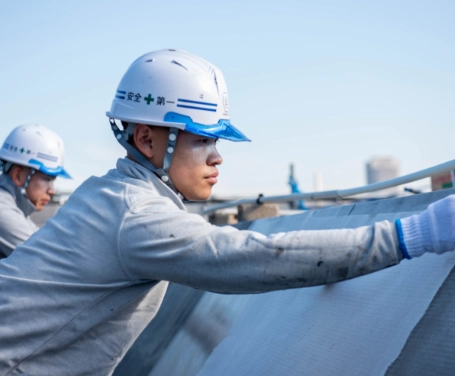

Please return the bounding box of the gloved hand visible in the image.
[395,195,455,259]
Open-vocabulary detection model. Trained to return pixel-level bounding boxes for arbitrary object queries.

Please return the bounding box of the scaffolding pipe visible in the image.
[201,158,455,215]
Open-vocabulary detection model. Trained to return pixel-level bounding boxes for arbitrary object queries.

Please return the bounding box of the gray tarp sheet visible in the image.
[116,188,455,376]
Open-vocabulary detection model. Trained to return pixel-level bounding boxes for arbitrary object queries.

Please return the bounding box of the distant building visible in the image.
[366,157,400,196]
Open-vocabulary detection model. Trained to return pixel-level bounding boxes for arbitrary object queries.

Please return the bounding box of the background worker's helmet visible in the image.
[0,124,71,178]
[106,49,250,142]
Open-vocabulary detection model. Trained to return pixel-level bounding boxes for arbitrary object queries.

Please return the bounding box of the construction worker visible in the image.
[0,49,454,375]
[0,124,71,258]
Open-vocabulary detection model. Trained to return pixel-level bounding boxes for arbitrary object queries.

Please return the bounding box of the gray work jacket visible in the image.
[0,173,38,258]
[0,157,403,375]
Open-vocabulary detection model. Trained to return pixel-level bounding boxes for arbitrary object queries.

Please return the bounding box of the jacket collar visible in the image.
[116,157,186,210]
[0,173,36,217]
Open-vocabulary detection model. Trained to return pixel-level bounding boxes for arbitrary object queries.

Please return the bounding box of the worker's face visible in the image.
[169,132,223,200]
[10,166,56,210]
[132,125,223,200]
[25,171,56,211]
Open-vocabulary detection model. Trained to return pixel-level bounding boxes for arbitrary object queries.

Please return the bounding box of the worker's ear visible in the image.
[8,165,29,187]
[133,124,165,159]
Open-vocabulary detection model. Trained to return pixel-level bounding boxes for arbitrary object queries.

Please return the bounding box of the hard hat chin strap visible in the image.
[0,160,13,175]
[18,168,36,198]
[23,169,35,189]
[109,119,179,194]
[1,160,35,190]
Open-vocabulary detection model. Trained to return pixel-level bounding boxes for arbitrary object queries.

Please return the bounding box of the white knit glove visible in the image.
[395,195,455,259]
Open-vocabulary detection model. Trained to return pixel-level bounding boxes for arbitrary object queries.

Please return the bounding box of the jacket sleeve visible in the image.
[118,209,403,294]
[0,205,39,258]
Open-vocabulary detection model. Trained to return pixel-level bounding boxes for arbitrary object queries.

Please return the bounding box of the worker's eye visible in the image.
[197,138,219,145]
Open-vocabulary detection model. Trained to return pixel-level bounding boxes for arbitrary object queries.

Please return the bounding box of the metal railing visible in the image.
[201,158,455,215]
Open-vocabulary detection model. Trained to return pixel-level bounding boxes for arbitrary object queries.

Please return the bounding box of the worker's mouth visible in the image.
[205,172,219,185]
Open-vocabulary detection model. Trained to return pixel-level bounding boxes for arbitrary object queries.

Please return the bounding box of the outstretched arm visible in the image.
[119,210,402,293]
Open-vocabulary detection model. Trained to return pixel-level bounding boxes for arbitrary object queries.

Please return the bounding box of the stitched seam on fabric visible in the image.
[116,185,136,281]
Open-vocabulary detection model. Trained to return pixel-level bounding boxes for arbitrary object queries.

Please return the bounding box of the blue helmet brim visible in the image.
[28,159,72,179]
[164,112,251,142]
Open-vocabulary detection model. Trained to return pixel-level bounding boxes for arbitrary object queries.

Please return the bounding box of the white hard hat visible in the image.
[106,49,250,142]
[0,124,71,178]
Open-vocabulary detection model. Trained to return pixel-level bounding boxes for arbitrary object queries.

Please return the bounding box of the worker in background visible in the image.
[0,124,71,258]
[0,49,453,375]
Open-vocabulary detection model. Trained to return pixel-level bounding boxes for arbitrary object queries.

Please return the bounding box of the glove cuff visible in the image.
[398,212,431,259]
[395,219,411,259]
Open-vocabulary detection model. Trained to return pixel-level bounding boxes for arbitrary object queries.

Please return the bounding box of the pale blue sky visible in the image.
[1,0,454,196]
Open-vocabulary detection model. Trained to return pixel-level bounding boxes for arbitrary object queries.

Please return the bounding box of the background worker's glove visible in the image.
[396,195,455,259]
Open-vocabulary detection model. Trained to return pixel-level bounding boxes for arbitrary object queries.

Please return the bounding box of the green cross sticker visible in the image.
[144,94,154,105]
[20,148,24,153]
